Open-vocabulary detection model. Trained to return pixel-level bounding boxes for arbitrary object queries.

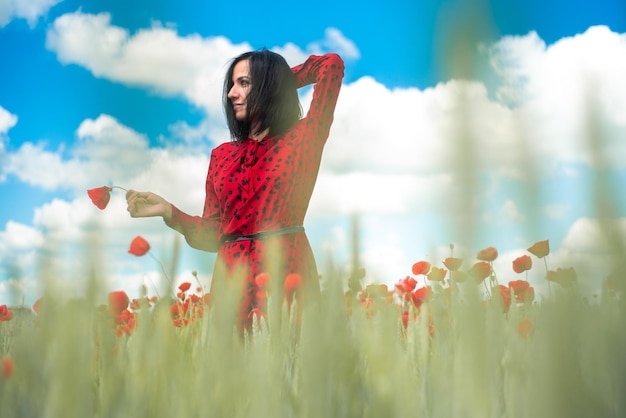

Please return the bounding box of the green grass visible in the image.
[1,267,625,418]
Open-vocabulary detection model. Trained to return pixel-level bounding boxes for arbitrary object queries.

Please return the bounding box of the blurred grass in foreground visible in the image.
[1,263,625,418]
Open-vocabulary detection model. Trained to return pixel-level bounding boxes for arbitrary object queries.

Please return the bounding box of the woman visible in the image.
[126,49,344,329]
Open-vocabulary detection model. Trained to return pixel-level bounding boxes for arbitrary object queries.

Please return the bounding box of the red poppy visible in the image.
[411,261,431,276]
[170,303,181,318]
[32,297,43,314]
[517,318,534,339]
[512,255,532,273]
[0,305,13,322]
[401,310,410,329]
[284,273,302,298]
[108,291,129,316]
[202,293,211,306]
[468,261,491,284]
[128,236,150,256]
[496,285,512,312]
[115,309,134,325]
[443,257,463,271]
[2,357,14,379]
[411,286,432,308]
[527,240,550,258]
[509,280,535,303]
[427,267,447,282]
[178,282,191,293]
[395,276,417,296]
[546,267,577,288]
[254,272,270,288]
[87,186,113,210]
[476,246,498,262]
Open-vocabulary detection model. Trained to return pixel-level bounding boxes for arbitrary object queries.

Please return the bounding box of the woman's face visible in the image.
[227,59,251,122]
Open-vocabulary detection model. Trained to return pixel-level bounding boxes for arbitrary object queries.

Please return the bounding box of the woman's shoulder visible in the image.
[213,140,240,154]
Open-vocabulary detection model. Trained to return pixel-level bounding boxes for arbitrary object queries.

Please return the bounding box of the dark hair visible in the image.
[223,48,302,141]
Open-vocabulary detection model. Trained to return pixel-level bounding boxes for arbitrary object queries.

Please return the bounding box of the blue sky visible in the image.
[1,0,625,305]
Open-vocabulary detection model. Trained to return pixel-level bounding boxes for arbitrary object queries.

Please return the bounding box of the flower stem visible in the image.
[149,252,175,297]
[111,186,128,192]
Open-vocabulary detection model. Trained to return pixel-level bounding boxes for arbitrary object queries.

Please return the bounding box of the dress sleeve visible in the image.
[163,150,221,252]
[291,53,344,143]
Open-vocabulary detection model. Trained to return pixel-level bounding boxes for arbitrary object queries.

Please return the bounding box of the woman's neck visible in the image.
[250,126,270,141]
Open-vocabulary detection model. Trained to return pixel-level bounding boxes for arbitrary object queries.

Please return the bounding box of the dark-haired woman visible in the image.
[126,50,344,329]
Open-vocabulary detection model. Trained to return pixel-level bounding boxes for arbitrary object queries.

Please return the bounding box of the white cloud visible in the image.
[46,11,250,115]
[0,105,17,135]
[315,28,361,59]
[484,26,626,169]
[0,0,61,28]
[0,221,43,250]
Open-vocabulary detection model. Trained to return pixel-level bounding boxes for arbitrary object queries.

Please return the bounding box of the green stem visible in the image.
[149,252,175,298]
[544,257,552,298]
[111,186,128,192]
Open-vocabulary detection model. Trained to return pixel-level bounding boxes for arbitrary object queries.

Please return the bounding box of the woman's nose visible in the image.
[228,86,237,99]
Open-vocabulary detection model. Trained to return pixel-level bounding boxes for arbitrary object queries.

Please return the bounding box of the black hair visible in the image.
[223,48,302,141]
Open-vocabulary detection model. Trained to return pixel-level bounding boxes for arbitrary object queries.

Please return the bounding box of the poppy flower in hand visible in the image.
[527,240,550,258]
[87,186,112,210]
[128,236,150,256]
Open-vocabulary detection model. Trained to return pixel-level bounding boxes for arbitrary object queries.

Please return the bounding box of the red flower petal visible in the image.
[411,261,431,276]
[395,276,417,295]
[87,186,112,210]
[527,240,550,258]
[518,318,534,339]
[32,297,44,314]
[254,272,270,288]
[108,291,129,316]
[411,286,432,308]
[476,246,498,262]
[497,285,512,312]
[128,236,150,256]
[2,357,14,379]
[468,261,491,283]
[178,282,191,292]
[512,255,532,273]
[284,273,302,296]
[443,257,463,271]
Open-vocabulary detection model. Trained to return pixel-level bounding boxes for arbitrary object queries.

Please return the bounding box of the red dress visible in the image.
[165,54,344,326]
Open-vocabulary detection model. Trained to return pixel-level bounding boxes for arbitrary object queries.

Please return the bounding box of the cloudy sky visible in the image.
[1,0,625,305]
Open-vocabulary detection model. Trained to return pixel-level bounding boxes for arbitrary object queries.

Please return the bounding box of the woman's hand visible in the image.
[126,190,172,220]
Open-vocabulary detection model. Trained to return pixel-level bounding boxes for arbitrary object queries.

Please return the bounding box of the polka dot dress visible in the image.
[166,54,344,327]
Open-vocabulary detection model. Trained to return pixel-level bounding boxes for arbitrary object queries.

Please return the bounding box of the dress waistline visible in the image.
[221,225,305,245]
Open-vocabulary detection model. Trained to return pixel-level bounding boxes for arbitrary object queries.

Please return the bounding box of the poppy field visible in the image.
[1,229,625,417]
